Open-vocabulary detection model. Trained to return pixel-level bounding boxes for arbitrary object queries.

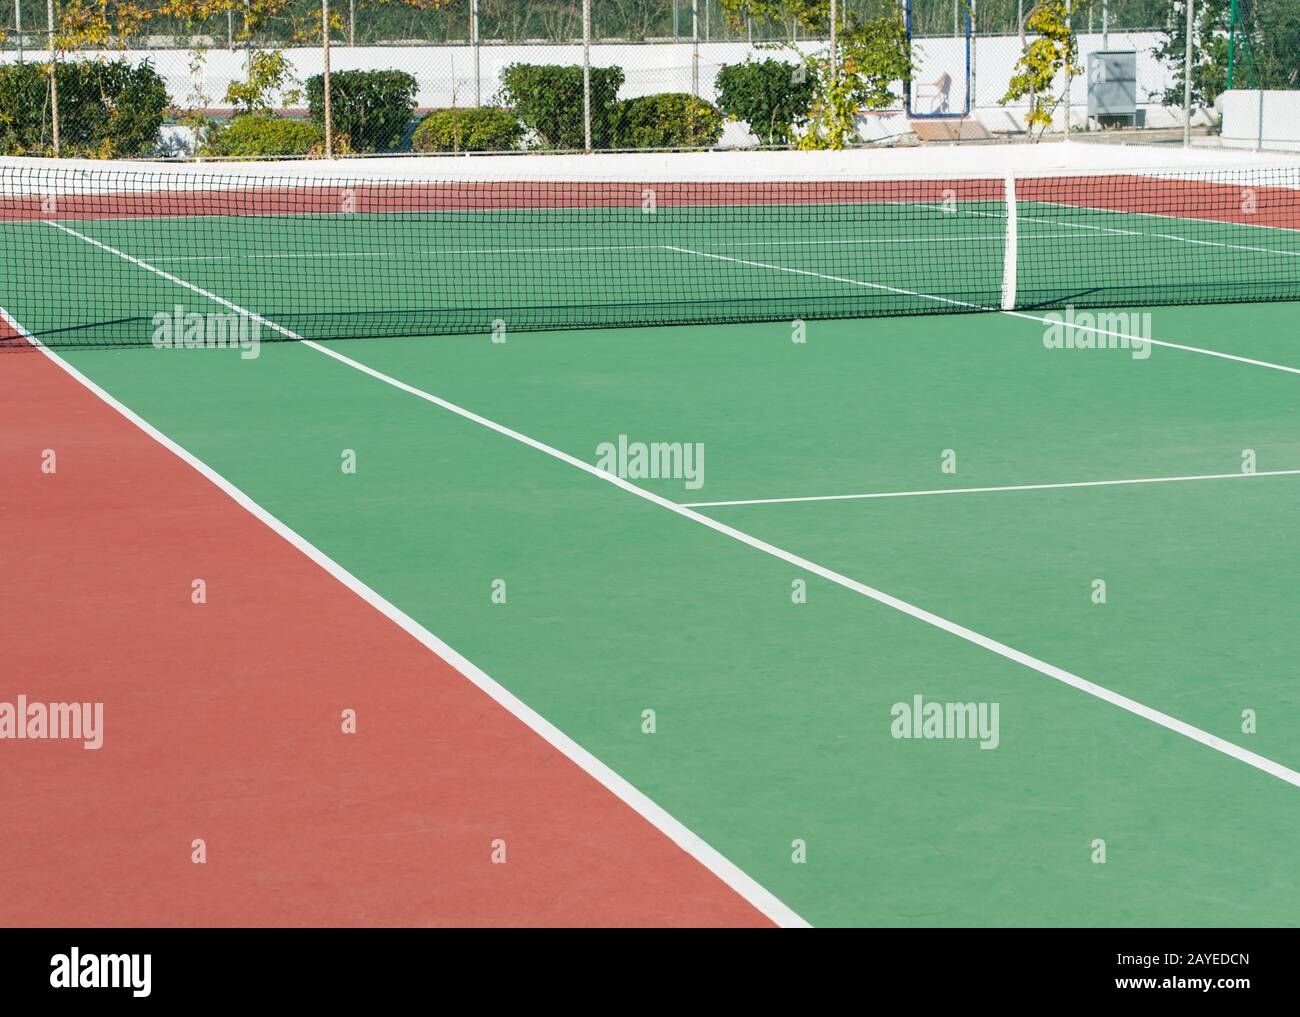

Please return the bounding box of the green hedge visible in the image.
[0,59,167,157]
[412,107,524,153]
[715,59,818,146]
[498,63,624,149]
[305,69,417,152]
[614,93,724,149]
[201,115,327,158]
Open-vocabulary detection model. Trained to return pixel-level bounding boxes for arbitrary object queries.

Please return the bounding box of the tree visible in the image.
[158,0,304,113]
[1220,0,1300,92]
[55,0,157,49]
[718,0,910,149]
[799,10,911,150]
[1152,0,1232,108]
[720,0,829,34]
[999,0,1079,138]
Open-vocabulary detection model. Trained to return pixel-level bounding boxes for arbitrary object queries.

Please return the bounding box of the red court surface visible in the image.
[0,345,769,927]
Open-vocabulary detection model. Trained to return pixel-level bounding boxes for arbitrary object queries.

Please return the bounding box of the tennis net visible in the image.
[2,163,1298,348]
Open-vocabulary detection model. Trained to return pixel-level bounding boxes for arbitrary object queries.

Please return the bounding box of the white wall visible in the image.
[1219,90,1300,153]
[3,32,1174,116]
[3,31,1220,153]
[1,42,810,110]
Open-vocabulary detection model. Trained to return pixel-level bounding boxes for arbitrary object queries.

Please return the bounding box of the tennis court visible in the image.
[3,150,1299,927]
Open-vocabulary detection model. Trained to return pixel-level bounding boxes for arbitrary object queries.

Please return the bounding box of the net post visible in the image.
[582,0,592,152]
[1000,175,1018,311]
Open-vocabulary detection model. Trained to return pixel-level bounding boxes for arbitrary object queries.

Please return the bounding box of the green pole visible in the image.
[1227,0,1237,88]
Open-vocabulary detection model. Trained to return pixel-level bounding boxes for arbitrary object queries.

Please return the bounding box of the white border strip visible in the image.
[5,147,1298,186]
[683,469,1300,509]
[0,305,809,930]
[32,223,1300,798]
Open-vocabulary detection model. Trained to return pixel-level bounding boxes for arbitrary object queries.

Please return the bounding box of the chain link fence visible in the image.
[1215,0,1300,148]
[0,1,1297,157]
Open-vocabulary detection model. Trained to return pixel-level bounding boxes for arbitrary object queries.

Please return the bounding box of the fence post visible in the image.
[582,0,592,151]
[1063,0,1071,136]
[830,0,837,82]
[1227,0,1237,87]
[471,0,480,107]
[47,0,59,157]
[16,0,23,63]
[692,0,699,101]
[322,0,334,157]
[1018,0,1026,132]
[1183,0,1194,147]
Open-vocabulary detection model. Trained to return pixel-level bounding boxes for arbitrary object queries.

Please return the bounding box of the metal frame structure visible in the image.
[905,0,974,120]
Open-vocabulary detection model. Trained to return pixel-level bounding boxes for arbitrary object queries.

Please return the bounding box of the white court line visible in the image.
[920,200,1300,260]
[683,469,1300,509]
[41,220,1300,800]
[147,231,1052,264]
[661,244,986,310]
[1021,210,1300,259]
[2,293,808,932]
[152,243,673,263]
[1023,211,1300,258]
[1029,196,1300,237]
[663,243,1300,378]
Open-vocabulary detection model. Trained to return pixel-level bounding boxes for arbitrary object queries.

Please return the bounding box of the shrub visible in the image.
[614,93,724,149]
[225,49,301,114]
[498,63,624,149]
[412,107,524,153]
[305,69,417,152]
[0,59,167,157]
[201,115,327,158]
[714,58,818,146]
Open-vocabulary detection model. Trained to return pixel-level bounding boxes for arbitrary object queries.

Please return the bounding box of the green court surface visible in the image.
[5,192,1300,926]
